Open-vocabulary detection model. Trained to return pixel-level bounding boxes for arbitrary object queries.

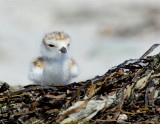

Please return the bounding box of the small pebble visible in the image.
[117,114,128,122]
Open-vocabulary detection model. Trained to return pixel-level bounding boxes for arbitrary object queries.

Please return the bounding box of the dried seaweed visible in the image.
[0,44,160,124]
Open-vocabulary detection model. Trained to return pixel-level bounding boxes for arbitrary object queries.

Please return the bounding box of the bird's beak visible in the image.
[60,47,67,53]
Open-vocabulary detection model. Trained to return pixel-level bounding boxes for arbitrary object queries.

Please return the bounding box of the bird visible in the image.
[28,31,79,85]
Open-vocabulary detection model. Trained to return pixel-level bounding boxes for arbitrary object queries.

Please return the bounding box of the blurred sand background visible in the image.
[0,0,160,86]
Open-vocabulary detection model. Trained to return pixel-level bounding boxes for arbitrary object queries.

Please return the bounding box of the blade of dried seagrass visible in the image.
[139,44,160,59]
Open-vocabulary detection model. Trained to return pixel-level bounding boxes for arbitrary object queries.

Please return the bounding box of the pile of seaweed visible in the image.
[0,44,160,124]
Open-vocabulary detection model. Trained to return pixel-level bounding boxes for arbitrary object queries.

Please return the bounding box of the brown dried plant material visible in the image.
[57,100,88,123]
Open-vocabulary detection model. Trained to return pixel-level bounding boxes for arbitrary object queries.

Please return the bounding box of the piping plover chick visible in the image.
[28,31,79,85]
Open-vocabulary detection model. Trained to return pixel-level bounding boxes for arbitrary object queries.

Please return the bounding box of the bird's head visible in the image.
[41,31,71,59]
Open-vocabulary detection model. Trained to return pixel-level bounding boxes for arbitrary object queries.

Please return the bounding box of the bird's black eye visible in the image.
[48,44,55,47]
[67,43,70,47]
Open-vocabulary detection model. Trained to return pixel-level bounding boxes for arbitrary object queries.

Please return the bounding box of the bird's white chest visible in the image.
[42,58,70,85]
